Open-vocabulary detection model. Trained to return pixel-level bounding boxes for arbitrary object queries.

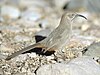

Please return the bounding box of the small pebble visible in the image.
[81,24,90,31]
[28,53,37,58]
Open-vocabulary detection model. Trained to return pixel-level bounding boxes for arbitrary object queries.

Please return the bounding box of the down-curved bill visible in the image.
[72,14,87,21]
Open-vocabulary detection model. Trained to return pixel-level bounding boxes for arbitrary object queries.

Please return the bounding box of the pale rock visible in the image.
[81,24,90,31]
[21,10,42,21]
[46,55,54,61]
[37,57,100,75]
[1,5,20,19]
[28,53,37,58]
[84,42,100,57]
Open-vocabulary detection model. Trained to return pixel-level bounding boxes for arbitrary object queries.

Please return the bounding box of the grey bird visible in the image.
[6,12,87,60]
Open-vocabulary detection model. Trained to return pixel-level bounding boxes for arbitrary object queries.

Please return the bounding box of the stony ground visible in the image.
[0,0,100,75]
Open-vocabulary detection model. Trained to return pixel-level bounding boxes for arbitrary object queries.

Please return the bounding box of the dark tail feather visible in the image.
[6,43,43,60]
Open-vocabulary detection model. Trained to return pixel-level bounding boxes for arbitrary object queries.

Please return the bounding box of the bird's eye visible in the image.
[67,13,75,19]
[71,14,75,16]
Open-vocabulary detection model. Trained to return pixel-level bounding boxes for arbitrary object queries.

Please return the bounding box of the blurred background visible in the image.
[1,0,100,21]
[0,0,100,25]
[0,0,100,52]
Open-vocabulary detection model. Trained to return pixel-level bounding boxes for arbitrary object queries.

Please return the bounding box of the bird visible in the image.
[6,12,87,60]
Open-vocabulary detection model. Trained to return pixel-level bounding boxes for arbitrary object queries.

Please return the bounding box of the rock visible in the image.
[37,57,100,75]
[81,24,90,31]
[46,55,55,61]
[28,53,37,58]
[21,10,42,21]
[84,42,100,57]
[1,5,20,20]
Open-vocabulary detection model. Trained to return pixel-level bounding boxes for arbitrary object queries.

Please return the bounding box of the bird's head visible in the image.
[62,12,87,22]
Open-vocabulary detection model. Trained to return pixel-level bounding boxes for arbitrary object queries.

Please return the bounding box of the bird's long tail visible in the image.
[6,43,44,60]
